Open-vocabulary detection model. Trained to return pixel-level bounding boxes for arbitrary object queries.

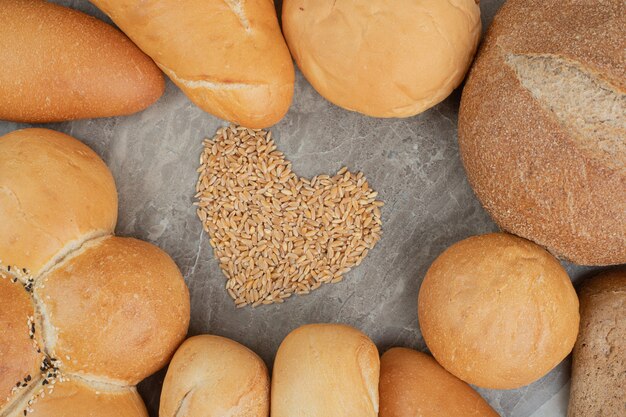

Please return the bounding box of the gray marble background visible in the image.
[0,1,605,416]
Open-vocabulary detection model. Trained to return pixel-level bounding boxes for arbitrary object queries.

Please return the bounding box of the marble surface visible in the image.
[0,1,604,416]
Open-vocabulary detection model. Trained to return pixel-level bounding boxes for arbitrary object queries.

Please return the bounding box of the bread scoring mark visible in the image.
[158,64,258,91]
[224,0,251,31]
[173,388,194,417]
[505,53,626,170]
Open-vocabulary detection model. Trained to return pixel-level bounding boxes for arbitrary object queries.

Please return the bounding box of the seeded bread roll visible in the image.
[379,348,499,417]
[0,277,41,413]
[568,268,626,416]
[35,236,190,385]
[282,0,481,117]
[5,379,148,417]
[418,233,580,389]
[0,0,163,123]
[271,323,380,417]
[458,0,626,265]
[0,128,118,279]
[160,335,269,417]
[89,0,294,128]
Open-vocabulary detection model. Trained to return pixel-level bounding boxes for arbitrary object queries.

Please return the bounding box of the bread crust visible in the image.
[90,0,294,128]
[458,0,626,265]
[160,335,269,417]
[0,0,164,123]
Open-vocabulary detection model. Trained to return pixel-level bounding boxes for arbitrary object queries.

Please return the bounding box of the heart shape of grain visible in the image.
[195,125,383,307]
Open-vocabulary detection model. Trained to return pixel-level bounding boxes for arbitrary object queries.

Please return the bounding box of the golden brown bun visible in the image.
[271,323,379,417]
[5,379,148,417]
[282,0,481,117]
[35,236,190,385]
[568,268,626,416]
[379,348,499,417]
[458,0,625,265]
[0,0,163,123]
[160,335,269,417]
[0,277,42,412]
[0,128,118,278]
[418,233,580,389]
[90,0,294,129]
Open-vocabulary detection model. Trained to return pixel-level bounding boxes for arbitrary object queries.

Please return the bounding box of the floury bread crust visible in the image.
[418,233,580,389]
[458,0,626,265]
[0,129,118,279]
[89,0,294,129]
[271,324,379,417]
[0,0,163,123]
[282,0,481,117]
[160,335,269,417]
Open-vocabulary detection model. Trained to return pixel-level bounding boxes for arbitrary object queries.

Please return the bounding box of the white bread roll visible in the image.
[458,0,625,265]
[271,324,379,417]
[379,348,499,417]
[160,335,269,417]
[35,236,190,385]
[89,0,295,129]
[418,233,580,389]
[0,0,163,123]
[0,128,118,279]
[282,0,481,117]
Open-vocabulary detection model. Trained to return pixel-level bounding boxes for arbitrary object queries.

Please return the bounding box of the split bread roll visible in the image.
[271,324,379,417]
[0,128,118,279]
[282,0,481,117]
[379,348,499,417]
[89,0,295,129]
[568,268,626,416]
[0,128,190,416]
[160,335,269,417]
[458,0,626,265]
[418,233,580,389]
[0,0,163,123]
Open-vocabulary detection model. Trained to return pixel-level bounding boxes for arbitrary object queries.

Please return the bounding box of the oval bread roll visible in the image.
[0,0,164,123]
[418,233,580,389]
[160,335,269,417]
[35,236,190,385]
[271,323,379,417]
[379,348,500,417]
[89,0,295,129]
[0,128,118,279]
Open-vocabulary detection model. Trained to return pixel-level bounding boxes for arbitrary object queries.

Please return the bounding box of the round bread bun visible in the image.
[271,323,379,417]
[282,0,481,117]
[160,335,269,417]
[35,236,190,385]
[6,379,147,417]
[458,0,625,265]
[0,128,118,278]
[0,277,42,412]
[418,233,580,389]
[379,348,499,417]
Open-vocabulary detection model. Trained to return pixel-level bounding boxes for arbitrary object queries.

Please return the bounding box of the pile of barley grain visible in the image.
[195,125,383,307]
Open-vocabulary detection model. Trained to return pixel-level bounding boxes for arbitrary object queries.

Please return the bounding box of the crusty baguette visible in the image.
[89,0,294,128]
[160,335,269,417]
[568,268,626,416]
[0,0,164,123]
[458,0,625,265]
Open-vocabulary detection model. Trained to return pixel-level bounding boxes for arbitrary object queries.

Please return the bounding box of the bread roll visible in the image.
[568,268,626,416]
[418,233,580,389]
[458,0,625,265]
[89,0,294,129]
[160,335,269,417]
[35,236,190,385]
[379,348,499,417]
[0,128,118,279]
[0,0,163,123]
[5,379,148,417]
[282,0,481,117]
[271,323,379,417]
